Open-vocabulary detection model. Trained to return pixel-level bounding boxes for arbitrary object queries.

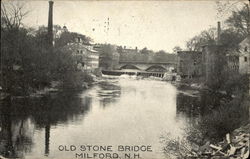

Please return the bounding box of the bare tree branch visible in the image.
[1,1,29,30]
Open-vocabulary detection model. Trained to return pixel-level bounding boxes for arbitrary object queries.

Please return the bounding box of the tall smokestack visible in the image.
[48,0,54,48]
[217,21,221,45]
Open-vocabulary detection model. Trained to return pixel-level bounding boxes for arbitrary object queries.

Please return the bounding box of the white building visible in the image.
[239,36,250,74]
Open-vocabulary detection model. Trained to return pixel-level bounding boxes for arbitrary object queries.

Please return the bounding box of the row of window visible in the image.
[229,65,239,71]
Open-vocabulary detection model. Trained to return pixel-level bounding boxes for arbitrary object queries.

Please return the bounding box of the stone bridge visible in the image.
[118,61,177,72]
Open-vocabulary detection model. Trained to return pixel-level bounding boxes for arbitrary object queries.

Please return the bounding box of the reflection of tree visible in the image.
[176,90,249,141]
[176,93,201,119]
[0,98,33,158]
[97,82,121,108]
[0,91,91,158]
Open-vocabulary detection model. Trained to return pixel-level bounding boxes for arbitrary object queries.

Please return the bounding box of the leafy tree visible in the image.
[172,46,182,54]
[140,47,149,54]
[154,50,168,62]
[98,44,118,70]
[55,31,92,48]
[220,28,245,49]
[116,46,123,54]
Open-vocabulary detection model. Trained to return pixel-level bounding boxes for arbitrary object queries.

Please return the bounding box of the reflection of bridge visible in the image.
[118,61,177,72]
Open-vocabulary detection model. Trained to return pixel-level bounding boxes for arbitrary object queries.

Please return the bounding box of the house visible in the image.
[177,51,202,78]
[239,36,250,94]
[239,36,250,74]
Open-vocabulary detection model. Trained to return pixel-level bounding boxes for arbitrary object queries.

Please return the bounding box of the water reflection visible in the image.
[0,91,91,158]
[0,79,249,159]
[176,89,249,141]
[96,81,121,108]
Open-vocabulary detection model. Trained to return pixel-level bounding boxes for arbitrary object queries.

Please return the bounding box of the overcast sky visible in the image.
[7,0,246,52]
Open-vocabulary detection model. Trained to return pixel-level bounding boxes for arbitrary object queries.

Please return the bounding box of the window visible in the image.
[244,46,248,52]
[77,50,80,54]
[193,60,197,66]
[244,56,247,62]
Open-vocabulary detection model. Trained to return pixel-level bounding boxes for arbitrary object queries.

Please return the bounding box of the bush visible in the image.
[61,71,93,89]
[198,93,250,142]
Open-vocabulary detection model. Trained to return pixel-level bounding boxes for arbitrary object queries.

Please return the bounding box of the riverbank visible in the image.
[0,72,96,100]
[194,123,250,159]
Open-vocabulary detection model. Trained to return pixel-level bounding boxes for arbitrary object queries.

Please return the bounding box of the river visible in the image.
[0,77,248,159]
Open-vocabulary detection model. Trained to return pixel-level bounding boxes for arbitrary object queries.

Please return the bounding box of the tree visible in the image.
[172,46,182,54]
[1,2,31,94]
[116,46,123,54]
[55,31,92,48]
[140,47,149,54]
[153,50,167,62]
[1,1,29,30]
[220,28,245,49]
[186,28,217,51]
[226,5,250,35]
[98,44,118,70]
[216,0,250,35]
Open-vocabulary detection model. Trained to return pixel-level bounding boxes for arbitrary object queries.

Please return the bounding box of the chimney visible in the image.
[48,1,54,48]
[217,21,221,45]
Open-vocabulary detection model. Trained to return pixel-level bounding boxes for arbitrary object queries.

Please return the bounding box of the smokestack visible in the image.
[48,1,54,48]
[217,21,221,45]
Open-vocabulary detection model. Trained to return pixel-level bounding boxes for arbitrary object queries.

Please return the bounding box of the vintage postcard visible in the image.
[0,0,250,159]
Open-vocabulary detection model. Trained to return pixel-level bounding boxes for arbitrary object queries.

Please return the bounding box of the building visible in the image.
[239,36,250,74]
[226,49,239,73]
[177,51,202,78]
[62,37,99,71]
[239,36,250,95]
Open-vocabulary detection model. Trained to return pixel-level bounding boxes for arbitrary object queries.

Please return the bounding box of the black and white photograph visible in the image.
[0,0,250,159]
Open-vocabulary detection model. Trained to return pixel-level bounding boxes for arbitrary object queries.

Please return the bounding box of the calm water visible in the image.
[0,78,248,159]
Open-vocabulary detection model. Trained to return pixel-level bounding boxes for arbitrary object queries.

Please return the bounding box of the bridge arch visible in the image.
[120,64,140,70]
[145,65,167,72]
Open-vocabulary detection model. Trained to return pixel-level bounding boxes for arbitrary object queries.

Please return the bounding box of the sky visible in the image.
[4,0,247,52]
